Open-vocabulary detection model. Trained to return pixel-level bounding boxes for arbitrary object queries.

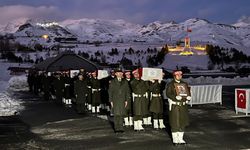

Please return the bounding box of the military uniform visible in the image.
[130,78,150,130]
[124,77,133,126]
[109,78,131,132]
[166,78,191,145]
[74,78,88,114]
[53,76,64,105]
[149,81,165,129]
[62,74,72,104]
[90,77,101,113]
[41,74,51,101]
[86,77,92,111]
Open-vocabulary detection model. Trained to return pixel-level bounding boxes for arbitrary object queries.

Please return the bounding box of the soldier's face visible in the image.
[125,73,131,79]
[174,74,182,81]
[92,73,97,78]
[133,72,139,79]
[79,75,83,80]
[115,72,123,78]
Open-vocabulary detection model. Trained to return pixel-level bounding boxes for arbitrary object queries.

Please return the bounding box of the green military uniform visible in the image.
[90,77,101,113]
[130,79,150,120]
[41,74,50,101]
[166,80,190,132]
[53,77,64,105]
[109,78,131,132]
[86,77,92,111]
[149,81,163,116]
[124,78,133,126]
[149,81,165,129]
[74,79,88,114]
[62,75,72,100]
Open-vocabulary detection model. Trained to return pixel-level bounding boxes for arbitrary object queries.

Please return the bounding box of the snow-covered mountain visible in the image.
[0,18,29,34]
[60,18,140,42]
[1,17,250,52]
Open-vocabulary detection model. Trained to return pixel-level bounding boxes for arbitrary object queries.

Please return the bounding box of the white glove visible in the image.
[186,96,191,101]
[176,96,182,100]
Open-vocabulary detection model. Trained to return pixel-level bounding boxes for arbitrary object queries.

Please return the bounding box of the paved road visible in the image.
[1,86,250,150]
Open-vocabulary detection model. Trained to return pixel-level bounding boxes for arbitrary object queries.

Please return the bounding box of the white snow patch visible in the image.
[0,92,23,116]
[7,75,29,91]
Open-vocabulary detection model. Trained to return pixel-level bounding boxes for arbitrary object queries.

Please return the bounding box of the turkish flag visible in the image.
[187,28,192,32]
[237,90,246,109]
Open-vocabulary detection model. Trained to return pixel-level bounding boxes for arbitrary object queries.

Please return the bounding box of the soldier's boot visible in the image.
[147,116,152,125]
[88,104,92,111]
[138,120,144,131]
[124,117,130,126]
[153,119,159,129]
[159,119,166,129]
[96,106,100,113]
[133,121,139,131]
[172,132,179,146]
[68,99,72,104]
[106,105,111,112]
[143,118,148,125]
[91,106,96,113]
[100,104,105,111]
[129,117,133,126]
[178,132,186,144]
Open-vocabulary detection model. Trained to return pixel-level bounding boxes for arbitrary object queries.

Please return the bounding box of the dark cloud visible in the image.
[0,0,250,25]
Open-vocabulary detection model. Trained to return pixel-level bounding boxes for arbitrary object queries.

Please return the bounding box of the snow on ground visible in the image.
[0,60,30,116]
[0,92,24,116]
[8,75,29,92]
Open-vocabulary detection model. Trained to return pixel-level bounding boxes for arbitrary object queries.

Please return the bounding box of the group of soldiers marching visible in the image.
[27,68,191,146]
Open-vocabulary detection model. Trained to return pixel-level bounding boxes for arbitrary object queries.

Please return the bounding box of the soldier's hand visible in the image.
[125,101,128,107]
[186,96,191,101]
[176,95,182,100]
[110,102,113,108]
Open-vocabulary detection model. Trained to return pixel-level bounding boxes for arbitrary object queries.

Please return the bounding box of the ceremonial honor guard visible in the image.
[90,71,101,113]
[124,70,133,126]
[130,69,150,131]
[74,74,88,114]
[149,79,165,129]
[166,70,191,145]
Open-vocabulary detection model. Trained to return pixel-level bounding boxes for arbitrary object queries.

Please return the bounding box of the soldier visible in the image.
[74,74,88,114]
[53,73,64,105]
[166,70,191,145]
[124,70,133,126]
[149,79,165,129]
[109,69,131,133]
[41,72,51,101]
[86,72,92,111]
[130,69,150,131]
[27,71,35,92]
[90,71,101,113]
[62,71,72,105]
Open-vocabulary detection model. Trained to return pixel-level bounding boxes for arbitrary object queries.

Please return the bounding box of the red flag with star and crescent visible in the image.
[237,90,246,109]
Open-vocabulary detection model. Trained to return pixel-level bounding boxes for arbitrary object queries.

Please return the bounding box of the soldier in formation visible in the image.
[109,69,131,133]
[28,68,176,134]
[74,73,88,114]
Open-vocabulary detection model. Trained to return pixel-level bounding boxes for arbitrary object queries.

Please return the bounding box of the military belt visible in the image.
[65,84,70,87]
[87,86,91,89]
[133,93,147,97]
[172,101,186,106]
[92,88,101,92]
[152,94,161,97]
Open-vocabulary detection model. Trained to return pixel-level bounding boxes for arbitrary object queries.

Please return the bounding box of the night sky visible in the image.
[0,0,250,25]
